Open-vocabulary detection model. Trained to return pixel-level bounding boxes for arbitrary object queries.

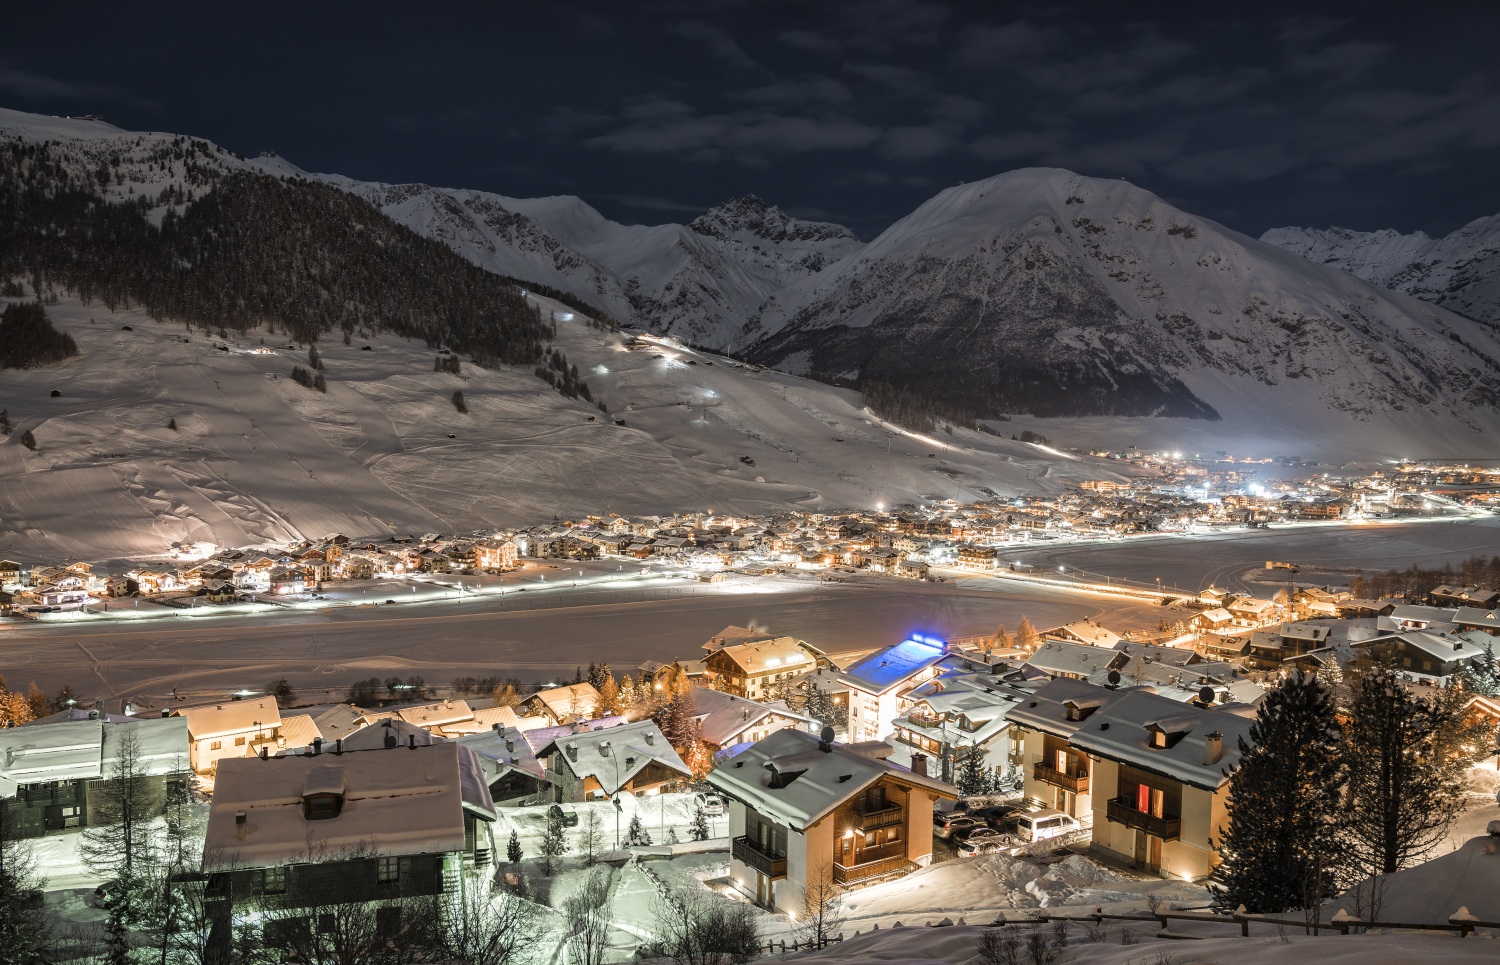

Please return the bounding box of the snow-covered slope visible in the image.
[0,292,1112,561]
[746,168,1500,447]
[1263,216,1500,325]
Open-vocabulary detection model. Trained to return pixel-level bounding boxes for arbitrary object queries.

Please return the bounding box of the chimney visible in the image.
[505,738,515,753]
[259,746,267,760]
[493,722,503,732]
[408,734,416,750]
[312,737,323,756]
[911,752,928,778]
[385,731,397,749]
[764,762,781,788]
[235,810,247,825]
[567,742,579,762]
[88,710,99,720]
[1204,731,1224,766]
[645,731,655,746]
[334,738,344,756]
[161,708,171,718]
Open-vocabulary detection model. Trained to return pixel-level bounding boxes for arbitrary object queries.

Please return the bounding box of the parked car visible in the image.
[977,804,1023,830]
[547,804,579,827]
[935,813,982,840]
[933,798,970,816]
[955,827,1011,857]
[693,792,726,816]
[1013,808,1081,843]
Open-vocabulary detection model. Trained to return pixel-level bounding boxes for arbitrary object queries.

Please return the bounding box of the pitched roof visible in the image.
[457,725,546,783]
[1006,678,1143,740]
[1067,690,1256,791]
[174,697,282,740]
[690,688,816,747]
[548,719,690,793]
[204,741,494,871]
[706,729,956,831]
[708,636,818,675]
[1023,640,1127,679]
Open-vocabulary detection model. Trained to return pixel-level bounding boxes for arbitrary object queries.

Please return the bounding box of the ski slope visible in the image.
[0,294,1118,561]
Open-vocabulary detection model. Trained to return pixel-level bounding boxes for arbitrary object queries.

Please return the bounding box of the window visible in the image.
[261,867,286,894]
[234,736,246,747]
[304,794,343,821]
[378,856,408,885]
[209,741,222,751]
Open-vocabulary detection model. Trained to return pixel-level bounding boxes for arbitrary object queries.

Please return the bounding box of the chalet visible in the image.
[1008,678,1140,823]
[1431,585,1500,609]
[1246,622,1334,671]
[0,714,189,839]
[1192,608,1234,632]
[1068,689,1255,879]
[474,539,519,571]
[702,636,824,700]
[691,688,818,755]
[1044,622,1122,648]
[202,740,497,954]
[1022,640,1128,681]
[457,725,549,806]
[0,559,23,585]
[839,635,951,742]
[267,568,305,594]
[955,545,999,570]
[701,624,776,653]
[1226,597,1278,628]
[1380,604,1457,632]
[542,719,691,804]
[890,671,1028,786]
[128,569,188,595]
[172,697,285,774]
[1357,629,1490,684]
[1198,635,1252,662]
[897,559,931,580]
[519,683,601,725]
[1455,608,1500,637]
[707,728,956,914]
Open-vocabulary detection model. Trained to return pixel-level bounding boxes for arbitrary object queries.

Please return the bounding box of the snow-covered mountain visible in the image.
[1261,217,1500,325]
[745,168,1500,443]
[322,182,859,347]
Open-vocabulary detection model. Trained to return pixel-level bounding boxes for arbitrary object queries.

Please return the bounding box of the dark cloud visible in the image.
[0,65,161,112]
[666,21,765,74]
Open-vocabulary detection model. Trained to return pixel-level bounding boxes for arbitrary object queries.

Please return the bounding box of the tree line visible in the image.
[0,301,78,368]
[1348,554,1500,601]
[861,378,976,434]
[0,141,549,368]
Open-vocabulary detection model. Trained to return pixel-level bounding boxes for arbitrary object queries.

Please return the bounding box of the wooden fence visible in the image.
[993,908,1500,939]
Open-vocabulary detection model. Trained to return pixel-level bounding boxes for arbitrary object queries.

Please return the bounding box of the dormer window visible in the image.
[1063,701,1098,723]
[304,792,343,820]
[1145,722,1189,749]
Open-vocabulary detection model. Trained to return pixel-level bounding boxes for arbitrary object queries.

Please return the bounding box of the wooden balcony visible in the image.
[731,836,787,879]
[852,802,904,831]
[833,852,915,886]
[1105,799,1181,841]
[1032,761,1090,794]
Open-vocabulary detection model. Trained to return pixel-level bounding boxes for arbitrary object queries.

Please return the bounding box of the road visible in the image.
[0,576,1161,710]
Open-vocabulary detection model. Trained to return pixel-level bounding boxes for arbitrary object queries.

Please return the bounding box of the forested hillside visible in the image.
[0,140,548,366]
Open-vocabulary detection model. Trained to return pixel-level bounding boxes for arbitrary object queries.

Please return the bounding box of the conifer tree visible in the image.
[79,729,161,919]
[0,409,11,435]
[625,814,652,847]
[955,746,990,798]
[167,417,177,431]
[540,809,569,876]
[19,429,35,451]
[1015,616,1040,652]
[451,390,467,413]
[597,676,622,717]
[0,801,52,962]
[689,805,710,842]
[1341,667,1481,877]
[507,829,523,865]
[313,371,327,393]
[1213,671,1346,913]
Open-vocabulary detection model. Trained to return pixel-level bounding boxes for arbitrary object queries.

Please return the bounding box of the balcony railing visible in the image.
[1032,761,1090,794]
[852,802,904,830]
[1105,799,1181,841]
[731,836,787,879]
[833,853,914,886]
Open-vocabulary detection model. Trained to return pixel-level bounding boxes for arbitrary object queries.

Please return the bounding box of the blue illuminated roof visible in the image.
[839,636,948,695]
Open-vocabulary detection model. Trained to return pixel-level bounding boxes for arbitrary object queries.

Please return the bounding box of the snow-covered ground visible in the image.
[0,294,1119,564]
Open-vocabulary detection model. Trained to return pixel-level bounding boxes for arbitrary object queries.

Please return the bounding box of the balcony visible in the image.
[1032,761,1090,794]
[852,802,904,831]
[1105,799,1181,841]
[834,844,915,886]
[731,836,787,879]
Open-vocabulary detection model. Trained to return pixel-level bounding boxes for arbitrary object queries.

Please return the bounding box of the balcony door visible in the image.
[1134,830,1162,870]
[840,834,857,867]
[1134,783,1164,818]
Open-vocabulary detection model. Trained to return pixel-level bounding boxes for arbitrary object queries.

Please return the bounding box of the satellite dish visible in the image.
[1199,686,1216,704]
[1106,670,1122,686]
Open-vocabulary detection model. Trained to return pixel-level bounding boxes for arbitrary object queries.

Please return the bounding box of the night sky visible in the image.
[4,1,1496,239]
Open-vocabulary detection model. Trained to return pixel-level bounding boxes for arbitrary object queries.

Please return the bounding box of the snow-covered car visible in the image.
[955,827,1011,856]
[547,804,579,827]
[976,804,1022,829]
[693,792,726,816]
[933,798,969,816]
[1013,809,1081,843]
[935,813,982,839]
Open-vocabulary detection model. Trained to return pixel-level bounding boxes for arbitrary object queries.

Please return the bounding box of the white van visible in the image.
[1013,808,1081,843]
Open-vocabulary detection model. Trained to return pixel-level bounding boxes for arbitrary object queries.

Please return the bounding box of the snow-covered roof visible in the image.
[339,718,440,752]
[1023,640,1128,679]
[690,687,817,747]
[547,719,690,793]
[1454,608,1500,633]
[311,704,374,742]
[204,741,494,872]
[839,636,948,695]
[1067,690,1255,792]
[103,716,190,776]
[174,697,282,740]
[1388,630,1488,664]
[398,699,474,729]
[701,624,775,651]
[1048,622,1122,647]
[457,725,546,782]
[706,728,956,831]
[527,683,601,719]
[1,720,103,794]
[438,704,524,736]
[708,636,818,675]
[1006,678,1144,740]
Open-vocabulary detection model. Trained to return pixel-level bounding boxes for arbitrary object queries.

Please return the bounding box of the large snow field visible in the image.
[0,571,1148,705]
[0,295,1121,564]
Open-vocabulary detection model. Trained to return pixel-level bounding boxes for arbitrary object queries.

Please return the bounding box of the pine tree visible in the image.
[0,801,52,962]
[625,814,652,847]
[79,728,161,918]
[1459,641,1500,697]
[689,805,710,842]
[1342,667,1480,877]
[167,417,177,431]
[313,371,327,393]
[580,810,605,865]
[1213,671,1347,913]
[618,675,639,710]
[955,746,990,798]
[104,899,132,965]
[19,429,35,452]
[597,676,622,717]
[0,408,11,435]
[451,390,467,413]
[1015,616,1040,652]
[307,345,322,371]
[507,829,523,865]
[540,810,569,875]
